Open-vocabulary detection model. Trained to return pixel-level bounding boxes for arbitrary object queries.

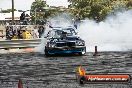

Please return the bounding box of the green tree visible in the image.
[126,0,132,9]
[30,0,69,24]
[30,0,49,24]
[68,0,111,21]
[68,0,132,21]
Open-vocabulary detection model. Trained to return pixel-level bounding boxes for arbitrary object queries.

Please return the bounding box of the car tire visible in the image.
[45,47,50,57]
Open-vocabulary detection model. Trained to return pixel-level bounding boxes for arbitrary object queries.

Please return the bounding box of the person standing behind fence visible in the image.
[31,26,39,38]
[6,26,10,40]
[8,27,13,40]
[12,26,18,39]
[22,28,32,39]
[74,16,81,29]
[20,12,25,25]
[38,26,45,38]
[17,27,23,39]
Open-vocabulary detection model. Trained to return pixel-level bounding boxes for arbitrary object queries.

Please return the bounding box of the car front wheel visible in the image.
[44,47,50,56]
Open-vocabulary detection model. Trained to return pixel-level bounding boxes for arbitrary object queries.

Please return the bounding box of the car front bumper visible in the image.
[46,46,86,55]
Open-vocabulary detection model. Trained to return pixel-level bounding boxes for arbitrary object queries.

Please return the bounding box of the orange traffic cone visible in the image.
[18,79,23,88]
[78,66,86,76]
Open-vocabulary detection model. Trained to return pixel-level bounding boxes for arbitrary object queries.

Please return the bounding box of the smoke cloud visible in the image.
[78,10,132,52]
[35,10,132,53]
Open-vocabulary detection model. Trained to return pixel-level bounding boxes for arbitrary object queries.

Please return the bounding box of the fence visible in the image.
[0,39,41,49]
[0,25,5,39]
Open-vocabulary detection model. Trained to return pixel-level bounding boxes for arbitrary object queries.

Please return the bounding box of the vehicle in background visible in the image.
[44,26,86,56]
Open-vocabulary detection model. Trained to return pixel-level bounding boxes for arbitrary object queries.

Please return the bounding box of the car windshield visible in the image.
[62,28,76,35]
[48,28,77,38]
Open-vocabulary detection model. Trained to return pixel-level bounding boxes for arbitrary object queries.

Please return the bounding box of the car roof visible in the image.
[52,27,62,31]
[52,26,76,30]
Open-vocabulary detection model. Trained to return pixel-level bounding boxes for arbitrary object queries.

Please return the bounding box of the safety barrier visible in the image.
[0,39,41,49]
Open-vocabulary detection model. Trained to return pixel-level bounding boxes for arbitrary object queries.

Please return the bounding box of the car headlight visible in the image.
[48,42,56,48]
[76,41,85,46]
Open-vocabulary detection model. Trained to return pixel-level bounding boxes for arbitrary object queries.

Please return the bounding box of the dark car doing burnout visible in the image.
[44,27,86,56]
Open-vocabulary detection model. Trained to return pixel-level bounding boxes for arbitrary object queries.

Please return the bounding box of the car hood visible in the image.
[50,36,83,42]
[65,36,81,41]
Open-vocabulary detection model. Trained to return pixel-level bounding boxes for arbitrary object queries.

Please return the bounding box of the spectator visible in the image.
[8,28,13,40]
[17,27,23,39]
[20,12,26,25]
[6,26,14,40]
[22,29,32,39]
[31,26,39,38]
[74,16,81,29]
[12,26,18,39]
[38,26,45,38]
[20,12,25,21]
